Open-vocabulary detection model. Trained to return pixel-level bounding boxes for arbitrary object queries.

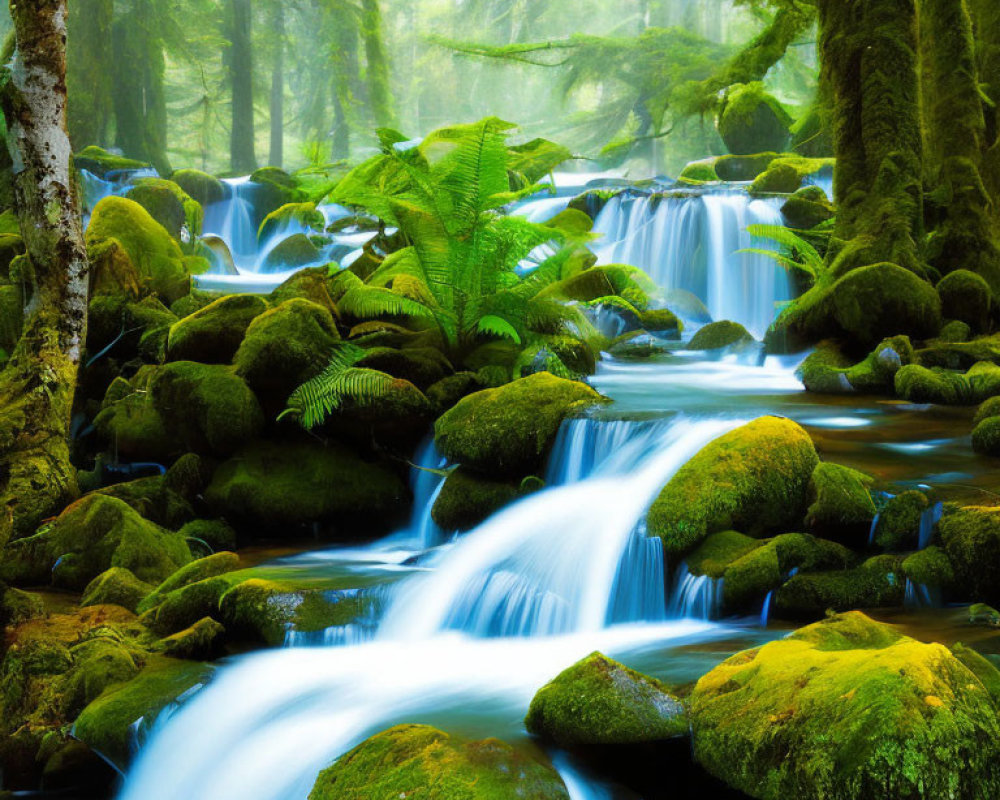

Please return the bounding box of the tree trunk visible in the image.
[0,0,89,547]
[269,2,284,168]
[229,0,256,173]
[66,0,113,150]
[361,0,395,128]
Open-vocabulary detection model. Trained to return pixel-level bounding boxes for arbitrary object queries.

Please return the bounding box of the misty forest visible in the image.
[5,0,1000,798]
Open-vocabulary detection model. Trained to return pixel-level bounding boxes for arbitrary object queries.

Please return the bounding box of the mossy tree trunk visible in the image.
[817,0,923,277]
[268,2,284,169]
[968,0,1000,222]
[330,10,360,161]
[360,0,394,129]
[0,0,89,548]
[66,0,113,150]
[228,0,256,174]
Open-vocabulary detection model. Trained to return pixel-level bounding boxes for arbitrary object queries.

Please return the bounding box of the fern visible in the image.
[739,223,827,284]
[477,315,522,345]
[338,285,437,320]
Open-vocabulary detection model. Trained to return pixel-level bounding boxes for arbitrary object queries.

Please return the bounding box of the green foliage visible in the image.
[740,222,828,285]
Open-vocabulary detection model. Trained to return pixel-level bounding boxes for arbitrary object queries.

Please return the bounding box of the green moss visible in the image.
[85,197,192,303]
[902,546,954,589]
[426,372,484,412]
[170,169,225,208]
[774,559,905,620]
[647,417,819,559]
[308,724,569,800]
[639,308,682,336]
[0,283,24,356]
[797,337,915,394]
[205,440,407,529]
[268,266,338,313]
[678,159,719,184]
[258,202,325,243]
[358,347,453,391]
[690,612,1000,800]
[93,474,195,531]
[525,651,685,747]
[250,167,306,213]
[718,83,792,156]
[714,153,780,181]
[431,468,527,532]
[435,372,607,477]
[937,320,973,343]
[166,294,268,364]
[148,362,264,457]
[158,617,225,660]
[81,568,154,613]
[0,495,191,590]
[874,491,930,551]
[260,233,321,272]
[126,178,203,243]
[940,507,1000,604]
[894,365,973,405]
[536,267,617,303]
[974,396,1000,425]
[973,416,1000,456]
[139,552,241,614]
[970,603,1000,625]
[73,656,212,771]
[781,186,834,229]
[917,334,1000,370]
[686,531,762,579]
[177,519,238,554]
[75,146,149,178]
[146,575,235,635]
[750,157,835,196]
[0,585,44,627]
[937,270,993,333]
[687,320,754,351]
[805,462,876,540]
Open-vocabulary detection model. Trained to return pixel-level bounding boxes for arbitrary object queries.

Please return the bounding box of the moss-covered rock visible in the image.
[525,651,686,747]
[916,334,1000,371]
[431,468,528,532]
[774,557,905,619]
[357,347,453,391]
[205,440,407,530]
[166,294,268,364]
[307,724,569,800]
[750,157,835,195]
[258,202,325,243]
[177,519,237,553]
[86,196,192,303]
[0,585,44,627]
[145,575,234,635]
[717,84,792,156]
[797,337,914,394]
[126,178,203,242]
[687,320,754,351]
[970,603,1000,626]
[260,233,322,272]
[639,307,682,337]
[647,417,819,558]
[873,491,930,551]
[940,507,1000,605]
[268,265,338,314]
[170,169,225,208]
[73,656,212,770]
[781,186,834,230]
[714,153,779,181]
[973,416,1000,456]
[93,371,175,462]
[435,372,606,477]
[249,167,306,213]
[92,472,196,532]
[426,372,484,413]
[148,361,264,457]
[81,568,154,613]
[75,146,150,178]
[902,546,955,590]
[689,611,1000,800]
[938,269,993,333]
[86,293,178,364]
[805,463,876,542]
[0,495,191,590]
[139,552,241,614]
[894,364,973,404]
[678,159,719,183]
[158,617,225,660]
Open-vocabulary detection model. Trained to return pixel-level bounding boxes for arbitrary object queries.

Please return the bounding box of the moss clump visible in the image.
[750,157,835,196]
[85,196,192,303]
[647,417,819,558]
[260,233,321,272]
[435,372,607,477]
[689,612,1000,800]
[525,651,685,747]
[73,656,212,771]
[686,530,762,578]
[249,167,306,213]
[894,365,973,405]
[678,159,719,184]
[158,617,226,660]
[145,575,235,635]
[126,178,203,243]
[81,568,154,613]
[687,320,754,351]
[166,294,268,364]
[268,265,338,313]
[431,468,529,532]
[940,507,1000,605]
[805,462,876,542]
[938,270,993,333]
[258,202,325,242]
[970,603,1000,626]
[307,724,569,800]
[205,440,407,530]
[714,153,779,181]
[717,83,792,155]
[781,186,834,229]
[170,169,225,207]
[426,372,484,413]
[874,491,930,551]
[177,519,237,553]
[148,362,264,457]
[973,416,1000,455]
[0,495,191,590]
[93,373,175,462]
[0,283,24,355]
[75,146,150,178]
[639,308,682,337]
[902,546,955,590]
[138,552,241,614]
[797,337,915,394]
[774,558,905,619]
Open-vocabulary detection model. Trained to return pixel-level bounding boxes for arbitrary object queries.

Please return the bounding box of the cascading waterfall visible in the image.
[592,188,792,338]
[668,563,724,620]
[406,437,449,549]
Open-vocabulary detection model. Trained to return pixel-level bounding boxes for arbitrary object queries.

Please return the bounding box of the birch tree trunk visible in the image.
[0,0,89,547]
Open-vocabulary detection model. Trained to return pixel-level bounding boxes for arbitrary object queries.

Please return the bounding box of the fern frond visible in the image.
[477,315,522,345]
[339,285,435,321]
[283,365,397,430]
[744,223,824,271]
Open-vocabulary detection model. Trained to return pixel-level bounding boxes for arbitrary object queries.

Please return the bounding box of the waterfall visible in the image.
[667,563,724,620]
[203,178,260,266]
[592,188,791,338]
[407,437,449,549]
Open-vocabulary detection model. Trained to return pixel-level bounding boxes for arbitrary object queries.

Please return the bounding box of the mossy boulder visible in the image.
[431,468,528,532]
[774,557,905,619]
[126,178,203,242]
[75,146,150,178]
[139,552,241,614]
[873,491,930,551]
[687,320,754,351]
[689,611,1000,800]
[258,202,325,242]
[86,196,192,303]
[678,159,719,184]
[91,473,196,533]
[525,652,686,747]
[940,507,1000,605]
[158,617,226,660]
[74,656,212,770]
[148,361,264,457]
[177,519,237,553]
[639,307,682,337]
[714,153,779,181]
[894,364,972,404]
[750,157,834,196]
[435,372,607,477]
[938,270,993,333]
[260,233,321,272]
[902,546,955,590]
[426,372,484,412]
[357,347,453,391]
[81,568,154,613]
[307,724,569,800]
[781,186,834,230]
[973,416,1000,455]
[93,372,175,462]
[144,575,235,635]
[0,495,191,590]
[797,337,914,394]
[717,83,792,156]
[249,167,305,213]
[0,585,44,627]
[166,294,268,364]
[170,169,225,207]
[647,417,819,558]
[804,463,876,543]
[205,440,408,531]
[268,265,338,314]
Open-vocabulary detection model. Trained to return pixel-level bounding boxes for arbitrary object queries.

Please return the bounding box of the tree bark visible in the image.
[269,2,284,168]
[228,0,256,173]
[0,0,89,547]
[361,0,394,129]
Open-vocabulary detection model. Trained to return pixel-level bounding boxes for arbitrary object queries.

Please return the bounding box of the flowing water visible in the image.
[113,173,990,798]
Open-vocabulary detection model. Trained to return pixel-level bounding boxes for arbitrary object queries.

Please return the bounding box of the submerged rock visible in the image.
[690,611,1000,800]
[307,724,569,800]
[646,417,819,558]
[525,652,687,747]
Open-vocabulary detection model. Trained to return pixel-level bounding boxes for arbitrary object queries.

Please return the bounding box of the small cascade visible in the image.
[407,437,449,549]
[203,178,262,267]
[378,418,743,639]
[905,580,942,610]
[592,188,792,338]
[552,754,615,800]
[760,590,774,627]
[667,563,724,620]
[918,501,944,550]
[545,417,678,485]
[79,166,159,226]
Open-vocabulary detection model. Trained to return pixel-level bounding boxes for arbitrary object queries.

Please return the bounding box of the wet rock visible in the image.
[431,468,532,532]
[805,463,876,544]
[260,233,321,272]
[166,294,269,364]
[873,491,930,551]
[781,185,834,229]
[774,556,905,619]
[139,552,241,614]
[686,320,754,351]
[158,617,226,660]
[940,506,1000,605]
[170,169,225,207]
